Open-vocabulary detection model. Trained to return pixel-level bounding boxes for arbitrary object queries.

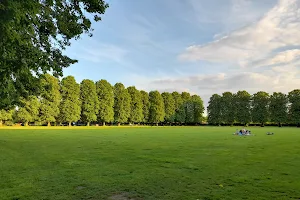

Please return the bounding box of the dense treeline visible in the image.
[0,74,205,126]
[207,90,300,127]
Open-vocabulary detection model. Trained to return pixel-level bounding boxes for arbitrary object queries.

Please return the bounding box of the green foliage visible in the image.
[190,95,204,123]
[149,91,165,124]
[269,92,288,125]
[80,79,97,125]
[251,91,270,125]
[161,92,176,123]
[96,79,114,125]
[235,90,251,124]
[39,74,61,125]
[16,96,40,125]
[59,76,81,125]
[172,92,185,123]
[288,89,300,124]
[140,90,150,123]
[221,92,235,125]
[0,0,109,109]
[127,86,143,124]
[0,109,14,125]
[207,94,222,125]
[114,83,131,124]
[181,92,191,123]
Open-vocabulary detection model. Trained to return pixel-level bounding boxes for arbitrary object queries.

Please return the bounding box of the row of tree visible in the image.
[207,90,300,126]
[0,74,205,126]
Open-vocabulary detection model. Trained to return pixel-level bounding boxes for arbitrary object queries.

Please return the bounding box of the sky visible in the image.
[64,0,300,112]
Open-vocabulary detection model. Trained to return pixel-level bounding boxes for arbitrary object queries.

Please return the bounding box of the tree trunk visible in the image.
[103,122,106,126]
[68,122,71,126]
[0,120,2,126]
[156,123,158,126]
[47,122,51,126]
[87,122,90,126]
[118,122,120,126]
[25,122,28,126]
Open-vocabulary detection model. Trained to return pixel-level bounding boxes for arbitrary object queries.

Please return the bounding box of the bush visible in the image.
[4,121,14,126]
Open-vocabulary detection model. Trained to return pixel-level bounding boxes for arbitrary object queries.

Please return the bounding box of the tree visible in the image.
[251,91,270,126]
[161,92,175,123]
[207,94,222,125]
[39,74,61,126]
[0,109,14,126]
[190,95,204,124]
[181,92,191,123]
[0,0,109,109]
[96,79,114,125]
[220,92,235,125]
[127,86,143,124]
[288,89,300,126]
[114,83,131,125]
[59,76,81,126]
[149,91,165,125]
[16,96,40,126]
[80,79,97,126]
[172,92,185,123]
[140,90,150,123]
[269,92,288,126]
[235,90,251,125]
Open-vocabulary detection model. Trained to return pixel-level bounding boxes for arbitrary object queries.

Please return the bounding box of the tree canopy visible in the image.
[0,109,14,126]
[127,86,143,124]
[59,76,81,126]
[80,79,98,126]
[172,92,185,123]
[269,92,288,126]
[190,95,204,124]
[96,79,114,125]
[235,90,251,125]
[207,94,222,125]
[0,0,108,109]
[114,83,131,124]
[149,91,165,124]
[288,89,300,125]
[161,92,176,123]
[251,91,270,125]
[140,90,150,123]
[220,92,235,125]
[16,96,40,126]
[39,74,61,126]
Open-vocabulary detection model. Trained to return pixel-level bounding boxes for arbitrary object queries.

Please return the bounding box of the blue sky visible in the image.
[64,0,300,108]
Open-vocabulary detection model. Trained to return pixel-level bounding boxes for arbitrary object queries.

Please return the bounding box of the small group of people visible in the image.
[233,128,252,136]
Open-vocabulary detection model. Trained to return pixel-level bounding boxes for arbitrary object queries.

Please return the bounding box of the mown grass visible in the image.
[1,126,300,200]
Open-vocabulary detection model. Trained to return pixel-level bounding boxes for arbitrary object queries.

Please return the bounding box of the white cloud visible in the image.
[257,49,300,66]
[179,0,300,69]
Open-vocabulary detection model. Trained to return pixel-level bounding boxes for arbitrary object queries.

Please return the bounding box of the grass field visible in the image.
[1,127,300,200]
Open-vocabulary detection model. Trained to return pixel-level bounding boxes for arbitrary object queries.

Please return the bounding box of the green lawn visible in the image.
[1,127,300,200]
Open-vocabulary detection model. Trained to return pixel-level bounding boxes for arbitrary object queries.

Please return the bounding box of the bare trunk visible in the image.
[47,122,51,126]
[25,122,29,126]
[0,120,2,126]
[68,122,71,126]
[103,122,106,126]
[87,122,90,126]
[118,122,120,126]
[156,123,158,126]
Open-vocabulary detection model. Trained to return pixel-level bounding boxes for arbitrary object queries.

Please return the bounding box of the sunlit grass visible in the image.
[1,127,300,200]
